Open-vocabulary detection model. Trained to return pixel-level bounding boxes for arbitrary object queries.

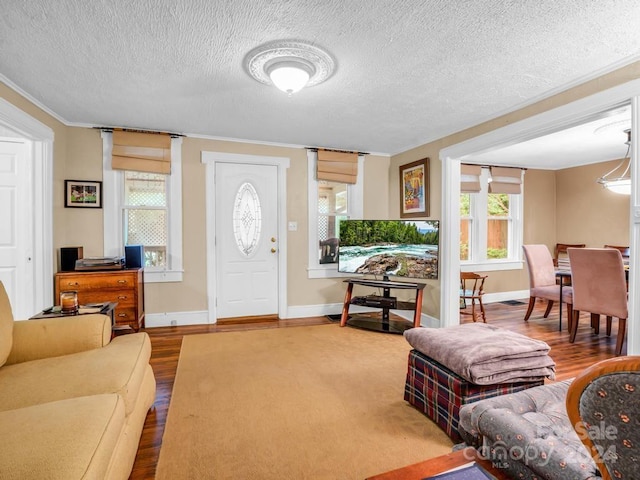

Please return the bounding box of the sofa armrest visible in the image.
[5,314,112,365]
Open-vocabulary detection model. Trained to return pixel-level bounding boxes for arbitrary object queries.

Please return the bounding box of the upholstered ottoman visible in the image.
[404,349,544,442]
[403,324,556,443]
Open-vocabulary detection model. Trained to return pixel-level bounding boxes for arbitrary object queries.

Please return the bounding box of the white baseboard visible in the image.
[481,290,529,304]
[144,289,529,328]
[145,310,210,328]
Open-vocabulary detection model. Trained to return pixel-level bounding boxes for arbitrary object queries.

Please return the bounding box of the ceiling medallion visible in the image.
[244,40,336,95]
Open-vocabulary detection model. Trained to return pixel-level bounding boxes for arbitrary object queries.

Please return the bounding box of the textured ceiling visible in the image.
[2,0,640,156]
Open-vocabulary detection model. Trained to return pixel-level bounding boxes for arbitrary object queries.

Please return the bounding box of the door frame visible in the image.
[0,99,54,311]
[439,78,640,355]
[201,151,290,323]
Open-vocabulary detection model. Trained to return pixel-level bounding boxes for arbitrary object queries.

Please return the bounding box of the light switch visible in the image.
[288,221,298,231]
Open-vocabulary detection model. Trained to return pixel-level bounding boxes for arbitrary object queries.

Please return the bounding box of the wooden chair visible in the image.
[553,243,586,268]
[459,272,487,323]
[522,244,573,325]
[566,356,640,479]
[568,248,627,356]
[604,244,630,262]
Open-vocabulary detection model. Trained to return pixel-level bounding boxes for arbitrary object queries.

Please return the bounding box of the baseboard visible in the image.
[144,289,529,328]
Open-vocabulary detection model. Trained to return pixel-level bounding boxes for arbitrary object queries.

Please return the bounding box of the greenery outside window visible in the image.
[460,167,523,271]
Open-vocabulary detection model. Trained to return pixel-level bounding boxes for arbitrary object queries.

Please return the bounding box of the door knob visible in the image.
[271,248,277,253]
[271,237,276,242]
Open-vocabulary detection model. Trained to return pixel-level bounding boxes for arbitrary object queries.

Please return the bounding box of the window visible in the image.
[460,167,523,271]
[307,150,363,278]
[123,171,168,268]
[102,132,183,283]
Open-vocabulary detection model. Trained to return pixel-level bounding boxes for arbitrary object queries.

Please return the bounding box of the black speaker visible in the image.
[125,244,144,269]
[60,246,83,272]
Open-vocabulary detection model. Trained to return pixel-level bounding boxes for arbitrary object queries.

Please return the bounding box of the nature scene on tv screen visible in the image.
[338,220,439,279]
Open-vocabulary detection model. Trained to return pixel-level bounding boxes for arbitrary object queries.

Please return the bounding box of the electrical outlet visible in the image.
[170,319,177,326]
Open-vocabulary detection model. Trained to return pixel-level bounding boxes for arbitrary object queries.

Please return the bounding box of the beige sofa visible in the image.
[0,282,156,479]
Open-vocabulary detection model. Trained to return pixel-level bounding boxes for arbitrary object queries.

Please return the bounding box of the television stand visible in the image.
[340,278,426,334]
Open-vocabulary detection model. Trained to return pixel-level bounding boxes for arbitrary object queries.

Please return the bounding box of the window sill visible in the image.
[307,265,354,279]
[144,270,184,283]
[460,260,524,272]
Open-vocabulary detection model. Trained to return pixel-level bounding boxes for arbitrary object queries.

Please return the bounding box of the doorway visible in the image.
[0,99,54,317]
[439,80,640,355]
[201,151,290,323]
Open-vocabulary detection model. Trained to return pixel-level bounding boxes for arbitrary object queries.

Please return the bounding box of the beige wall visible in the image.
[2,58,639,320]
[556,161,630,248]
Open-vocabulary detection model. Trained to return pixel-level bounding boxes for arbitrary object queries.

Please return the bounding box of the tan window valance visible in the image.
[489,167,523,194]
[316,149,359,184]
[112,130,172,174]
[460,164,482,193]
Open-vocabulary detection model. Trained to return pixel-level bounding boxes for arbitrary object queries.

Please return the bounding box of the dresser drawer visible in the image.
[114,307,138,326]
[78,290,136,308]
[57,273,138,291]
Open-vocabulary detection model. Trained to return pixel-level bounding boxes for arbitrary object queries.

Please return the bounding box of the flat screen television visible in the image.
[338,219,439,280]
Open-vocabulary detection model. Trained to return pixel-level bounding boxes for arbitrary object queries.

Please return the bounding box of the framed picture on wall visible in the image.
[399,158,429,218]
[64,180,103,208]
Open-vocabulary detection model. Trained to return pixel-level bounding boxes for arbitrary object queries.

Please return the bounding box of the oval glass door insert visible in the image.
[233,182,262,256]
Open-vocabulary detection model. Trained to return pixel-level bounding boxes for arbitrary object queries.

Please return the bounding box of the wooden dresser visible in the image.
[54,268,145,331]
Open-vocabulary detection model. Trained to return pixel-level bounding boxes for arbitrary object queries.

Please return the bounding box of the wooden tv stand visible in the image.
[340,278,425,334]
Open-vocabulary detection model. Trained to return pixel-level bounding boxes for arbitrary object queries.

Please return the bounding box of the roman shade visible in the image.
[111,130,172,174]
[460,164,482,193]
[489,166,523,194]
[316,149,358,184]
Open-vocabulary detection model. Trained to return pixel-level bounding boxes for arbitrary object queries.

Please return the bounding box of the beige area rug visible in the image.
[155,324,453,479]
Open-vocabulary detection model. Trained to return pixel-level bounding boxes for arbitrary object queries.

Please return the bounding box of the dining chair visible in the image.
[522,244,573,325]
[460,272,487,323]
[568,248,627,356]
[553,243,585,286]
[553,243,586,269]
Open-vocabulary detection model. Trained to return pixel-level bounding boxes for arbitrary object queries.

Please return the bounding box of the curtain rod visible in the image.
[462,163,528,171]
[96,126,184,138]
[306,147,369,156]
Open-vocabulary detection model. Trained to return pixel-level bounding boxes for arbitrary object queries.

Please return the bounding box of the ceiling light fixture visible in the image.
[244,40,335,96]
[597,129,631,195]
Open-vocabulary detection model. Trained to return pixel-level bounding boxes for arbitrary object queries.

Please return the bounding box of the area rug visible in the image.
[155,324,453,479]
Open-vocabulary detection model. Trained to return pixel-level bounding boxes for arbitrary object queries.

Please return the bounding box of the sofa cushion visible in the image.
[0,332,151,416]
[0,282,14,367]
[0,394,126,480]
[458,380,598,479]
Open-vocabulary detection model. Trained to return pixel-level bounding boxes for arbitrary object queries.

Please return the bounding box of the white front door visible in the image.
[215,162,279,319]
[0,138,33,318]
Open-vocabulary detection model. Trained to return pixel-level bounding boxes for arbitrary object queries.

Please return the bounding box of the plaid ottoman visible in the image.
[404,349,544,442]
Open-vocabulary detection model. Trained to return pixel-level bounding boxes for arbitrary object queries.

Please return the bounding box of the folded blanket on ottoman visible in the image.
[404,323,555,385]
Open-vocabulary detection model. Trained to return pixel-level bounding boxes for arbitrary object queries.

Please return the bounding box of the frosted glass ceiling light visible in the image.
[267,61,312,96]
[597,129,632,195]
[244,41,335,96]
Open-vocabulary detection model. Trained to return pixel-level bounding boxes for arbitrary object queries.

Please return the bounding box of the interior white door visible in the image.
[0,139,32,318]
[215,162,279,319]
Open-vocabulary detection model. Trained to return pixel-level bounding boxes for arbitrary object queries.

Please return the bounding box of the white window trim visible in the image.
[307,150,364,279]
[460,167,524,272]
[102,131,183,283]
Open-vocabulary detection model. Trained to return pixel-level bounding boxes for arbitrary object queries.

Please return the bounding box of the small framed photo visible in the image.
[399,158,429,218]
[65,180,102,208]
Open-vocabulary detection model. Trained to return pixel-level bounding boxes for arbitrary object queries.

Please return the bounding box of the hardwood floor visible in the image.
[128,300,621,479]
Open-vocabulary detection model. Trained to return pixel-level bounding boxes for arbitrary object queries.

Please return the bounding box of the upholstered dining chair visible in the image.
[460,272,487,323]
[522,244,573,325]
[568,248,627,356]
[553,242,586,268]
[566,356,640,479]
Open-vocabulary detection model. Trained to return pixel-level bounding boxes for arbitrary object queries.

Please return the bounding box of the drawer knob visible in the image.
[118,295,127,300]
[67,282,79,286]
[117,280,127,284]
[118,313,127,317]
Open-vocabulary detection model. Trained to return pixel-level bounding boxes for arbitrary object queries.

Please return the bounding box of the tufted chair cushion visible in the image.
[459,380,599,479]
[0,282,14,367]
